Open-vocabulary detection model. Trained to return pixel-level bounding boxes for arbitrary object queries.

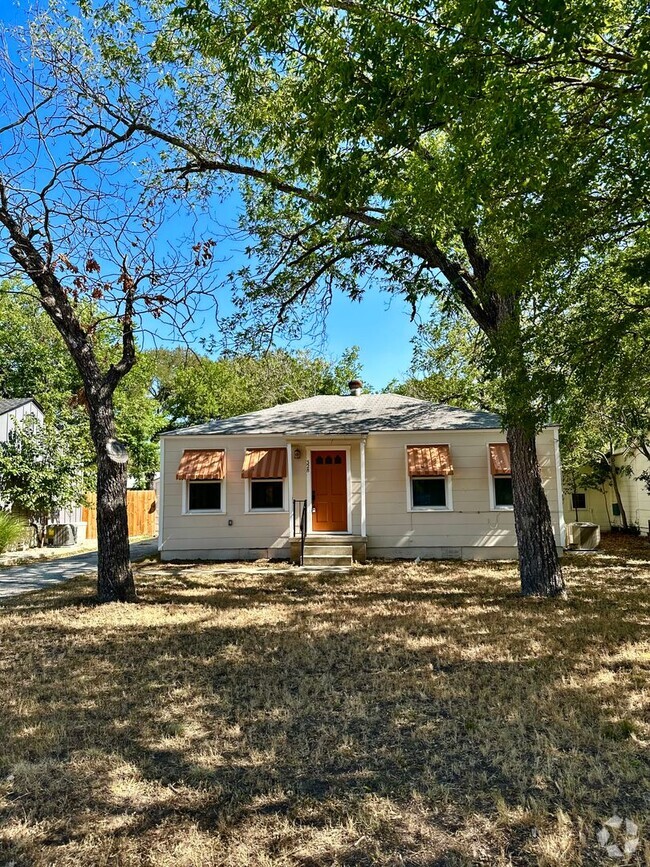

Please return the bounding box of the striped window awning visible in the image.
[489,443,511,475]
[241,447,287,479]
[407,445,454,477]
[176,449,225,480]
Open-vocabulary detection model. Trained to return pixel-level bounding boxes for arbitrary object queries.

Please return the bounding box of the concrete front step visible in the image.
[290,535,367,565]
[302,554,353,567]
[303,544,353,556]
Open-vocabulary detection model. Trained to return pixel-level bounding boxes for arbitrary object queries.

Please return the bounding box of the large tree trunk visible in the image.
[0,177,138,602]
[478,292,565,597]
[507,424,565,597]
[90,400,136,603]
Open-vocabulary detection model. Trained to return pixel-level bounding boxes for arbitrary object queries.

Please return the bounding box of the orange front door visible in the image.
[312,451,348,532]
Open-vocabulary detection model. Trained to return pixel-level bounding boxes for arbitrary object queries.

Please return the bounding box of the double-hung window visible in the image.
[406,445,454,511]
[488,444,513,509]
[176,449,226,514]
[242,448,288,512]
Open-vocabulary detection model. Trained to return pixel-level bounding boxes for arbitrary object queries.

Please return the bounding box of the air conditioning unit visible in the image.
[566,522,600,550]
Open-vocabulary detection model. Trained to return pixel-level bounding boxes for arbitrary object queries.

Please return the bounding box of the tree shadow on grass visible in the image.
[1,557,648,866]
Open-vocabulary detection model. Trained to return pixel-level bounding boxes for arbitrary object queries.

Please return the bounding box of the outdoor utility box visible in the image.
[566,522,600,550]
[46,522,87,547]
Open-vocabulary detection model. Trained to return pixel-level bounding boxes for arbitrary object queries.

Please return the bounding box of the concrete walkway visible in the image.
[0,538,158,600]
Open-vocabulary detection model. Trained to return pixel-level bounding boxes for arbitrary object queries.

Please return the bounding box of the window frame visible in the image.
[404,445,454,513]
[245,476,288,514]
[409,475,451,511]
[493,475,514,509]
[182,479,226,515]
[486,443,514,511]
[571,491,587,510]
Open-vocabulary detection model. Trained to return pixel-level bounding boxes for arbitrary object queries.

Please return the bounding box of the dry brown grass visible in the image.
[1,535,648,866]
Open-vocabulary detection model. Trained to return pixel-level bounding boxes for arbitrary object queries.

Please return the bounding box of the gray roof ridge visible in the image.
[0,396,44,414]
[161,392,503,437]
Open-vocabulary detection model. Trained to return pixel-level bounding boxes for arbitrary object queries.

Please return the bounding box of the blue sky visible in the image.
[143,192,429,388]
[1,0,431,390]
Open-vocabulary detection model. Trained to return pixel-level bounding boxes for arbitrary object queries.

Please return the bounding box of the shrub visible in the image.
[0,511,28,554]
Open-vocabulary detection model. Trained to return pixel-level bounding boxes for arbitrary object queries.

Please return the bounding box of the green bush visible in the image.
[0,511,28,554]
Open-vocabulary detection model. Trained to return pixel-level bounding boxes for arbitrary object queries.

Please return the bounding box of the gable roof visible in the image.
[162,393,504,437]
[0,397,43,416]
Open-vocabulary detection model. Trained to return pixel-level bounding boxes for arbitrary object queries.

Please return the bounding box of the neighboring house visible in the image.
[0,397,44,442]
[159,386,565,563]
[0,399,44,515]
[564,448,650,535]
[0,397,82,527]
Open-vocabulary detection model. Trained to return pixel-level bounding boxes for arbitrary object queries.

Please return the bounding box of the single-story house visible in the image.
[0,397,83,535]
[159,386,565,564]
[564,448,650,536]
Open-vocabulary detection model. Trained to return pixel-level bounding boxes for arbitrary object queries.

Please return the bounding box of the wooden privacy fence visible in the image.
[82,490,157,540]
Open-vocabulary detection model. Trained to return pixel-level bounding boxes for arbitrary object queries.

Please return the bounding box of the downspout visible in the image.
[360,437,367,538]
[158,436,165,552]
[286,442,293,541]
[553,428,566,549]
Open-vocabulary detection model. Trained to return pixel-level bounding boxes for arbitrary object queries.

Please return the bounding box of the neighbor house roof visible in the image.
[162,393,505,437]
[0,397,43,416]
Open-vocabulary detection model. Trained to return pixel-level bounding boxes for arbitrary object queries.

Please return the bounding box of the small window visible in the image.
[571,492,586,510]
[251,479,283,510]
[612,502,621,517]
[494,476,513,507]
[188,481,222,511]
[412,477,447,508]
[316,456,324,465]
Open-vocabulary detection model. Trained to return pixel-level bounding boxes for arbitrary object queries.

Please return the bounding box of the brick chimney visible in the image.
[348,379,363,396]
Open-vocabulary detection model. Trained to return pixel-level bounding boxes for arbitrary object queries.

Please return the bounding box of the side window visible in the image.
[489,444,513,510]
[412,477,447,508]
[571,492,586,510]
[494,476,513,508]
[406,444,454,511]
[250,479,284,510]
[177,449,226,514]
[242,448,288,512]
[187,481,222,512]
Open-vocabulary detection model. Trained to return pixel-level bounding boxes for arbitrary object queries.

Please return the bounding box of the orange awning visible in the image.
[176,449,225,480]
[407,445,454,477]
[241,447,287,479]
[489,443,511,475]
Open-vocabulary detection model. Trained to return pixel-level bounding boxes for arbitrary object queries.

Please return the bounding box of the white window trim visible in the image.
[404,444,453,512]
[487,443,514,511]
[492,475,514,510]
[407,475,453,512]
[182,479,226,515]
[570,490,587,510]
[245,476,288,514]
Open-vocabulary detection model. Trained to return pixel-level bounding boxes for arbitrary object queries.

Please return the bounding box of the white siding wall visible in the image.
[365,428,562,559]
[0,401,43,442]
[620,452,650,534]
[161,427,563,561]
[160,435,292,560]
[0,402,45,514]
[563,450,650,536]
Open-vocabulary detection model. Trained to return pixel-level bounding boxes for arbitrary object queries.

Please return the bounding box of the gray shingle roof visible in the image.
[0,397,42,416]
[162,394,504,437]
